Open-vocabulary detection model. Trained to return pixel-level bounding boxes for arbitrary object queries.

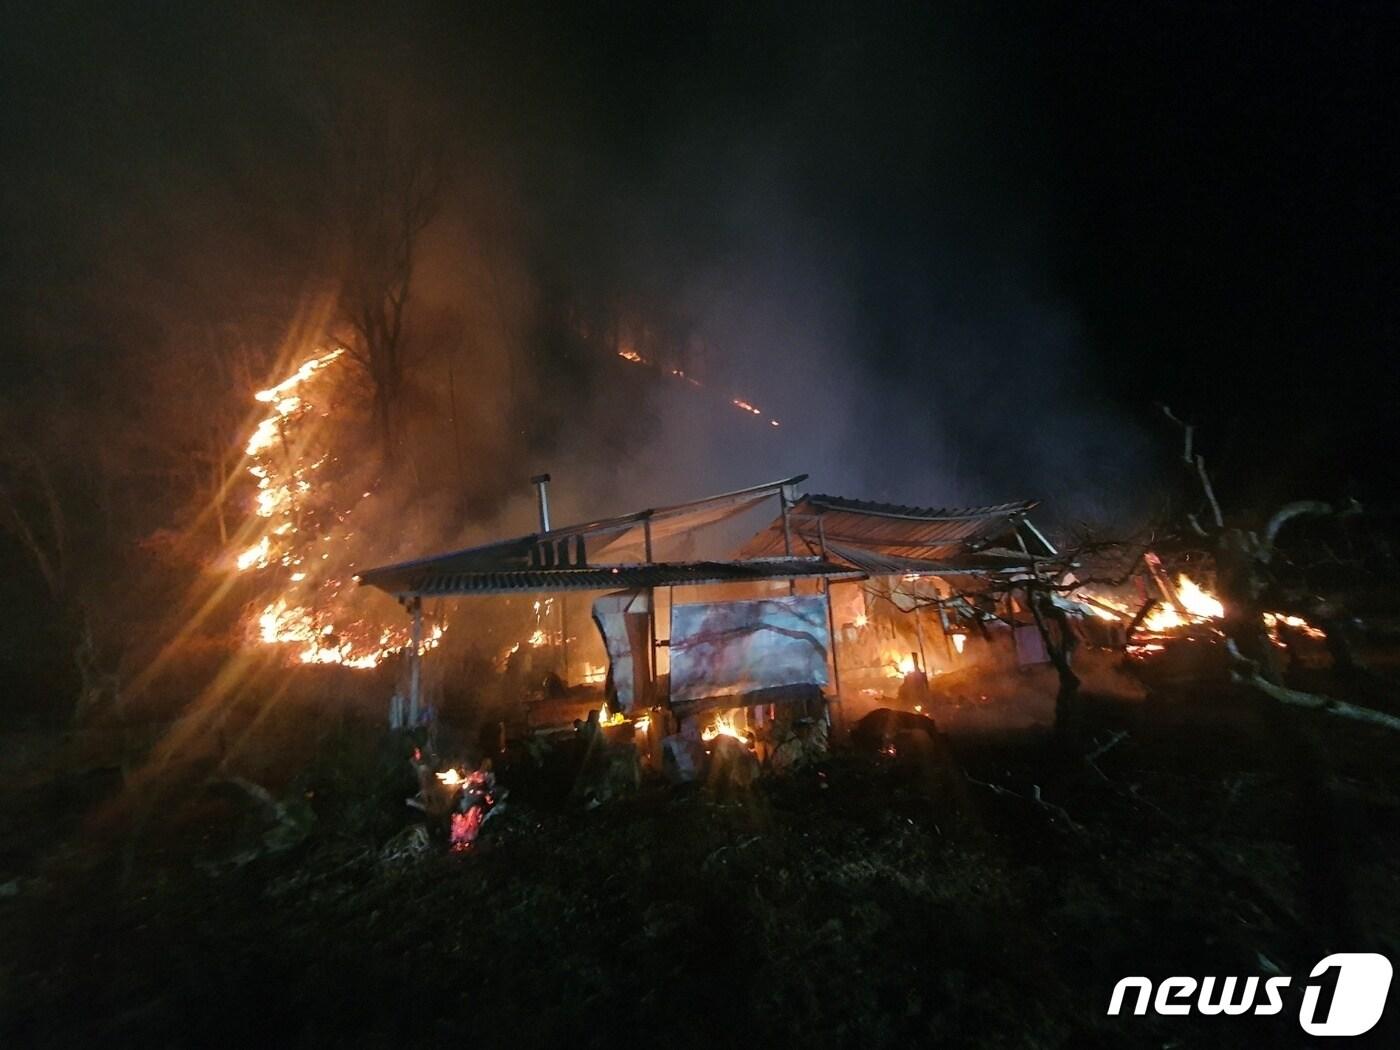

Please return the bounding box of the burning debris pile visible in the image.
[1076,562,1326,664]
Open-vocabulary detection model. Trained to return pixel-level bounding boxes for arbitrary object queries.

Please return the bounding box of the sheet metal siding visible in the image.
[668,595,830,704]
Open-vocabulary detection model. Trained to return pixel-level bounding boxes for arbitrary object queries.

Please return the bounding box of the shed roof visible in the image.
[738,493,1052,569]
[356,479,1053,598]
[358,556,859,598]
[355,474,807,595]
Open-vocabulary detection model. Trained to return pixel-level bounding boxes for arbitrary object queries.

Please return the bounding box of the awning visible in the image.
[355,474,807,591]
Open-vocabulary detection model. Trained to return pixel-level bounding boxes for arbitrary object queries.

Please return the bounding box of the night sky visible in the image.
[3,2,1396,524]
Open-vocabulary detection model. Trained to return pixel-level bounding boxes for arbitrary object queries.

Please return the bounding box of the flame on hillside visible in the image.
[231,348,440,669]
[615,342,782,428]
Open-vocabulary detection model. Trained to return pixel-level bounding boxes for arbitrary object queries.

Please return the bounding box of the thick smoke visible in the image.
[3,3,1152,589]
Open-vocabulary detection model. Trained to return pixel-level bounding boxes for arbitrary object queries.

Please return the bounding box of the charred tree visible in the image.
[1156,409,1386,955]
[1158,406,1370,690]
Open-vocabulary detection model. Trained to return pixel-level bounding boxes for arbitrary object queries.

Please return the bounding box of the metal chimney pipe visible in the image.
[530,473,552,533]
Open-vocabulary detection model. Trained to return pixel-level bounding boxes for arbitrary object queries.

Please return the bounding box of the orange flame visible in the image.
[701,709,747,743]
[232,349,442,669]
[1078,573,1325,651]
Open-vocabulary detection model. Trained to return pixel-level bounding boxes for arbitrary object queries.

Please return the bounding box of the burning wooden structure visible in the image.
[354,478,1082,749]
[738,494,1063,689]
[356,477,860,747]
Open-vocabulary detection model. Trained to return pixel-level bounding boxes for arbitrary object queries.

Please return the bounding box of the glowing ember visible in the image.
[1263,611,1327,646]
[519,598,555,650]
[612,343,782,427]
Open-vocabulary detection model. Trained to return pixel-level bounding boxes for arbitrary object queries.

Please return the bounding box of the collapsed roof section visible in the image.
[737,493,1055,578]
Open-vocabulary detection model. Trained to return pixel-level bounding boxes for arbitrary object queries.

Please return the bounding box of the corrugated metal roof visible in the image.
[354,474,805,587]
[359,556,861,598]
[739,494,1047,564]
[822,542,1035,578]
[356,480,1050,597]
[808,494,1039,521]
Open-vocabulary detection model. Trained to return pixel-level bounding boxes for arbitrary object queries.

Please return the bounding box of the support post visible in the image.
[644,516,657,700]
[814,513,846,734]
[942,600,958,664]
[913,578,928,672]
[665,584,675,708]
[825,579,845,734]
[780,486,793,555]
[530,473,552,533]
[409,595,423,724]
[560,594,569,680]
[781,486,795,594]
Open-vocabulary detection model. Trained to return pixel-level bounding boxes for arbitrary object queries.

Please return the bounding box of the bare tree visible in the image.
[330,116,443,462]
[0,437,118,721]
[136,330,265,552]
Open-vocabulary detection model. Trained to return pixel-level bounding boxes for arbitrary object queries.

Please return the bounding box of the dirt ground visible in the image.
[3,662,1399,1048]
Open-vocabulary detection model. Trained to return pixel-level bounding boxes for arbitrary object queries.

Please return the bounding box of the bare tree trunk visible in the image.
[1028,588,1081,741]
[211,437,229,546]
[375,383,396,464]
[331,118,441,465]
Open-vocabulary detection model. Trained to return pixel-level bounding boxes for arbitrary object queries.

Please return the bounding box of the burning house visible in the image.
[353,477,1083,762]
[737,494,1064,698]
[356,476,854,764]
[226,343,1278,754]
